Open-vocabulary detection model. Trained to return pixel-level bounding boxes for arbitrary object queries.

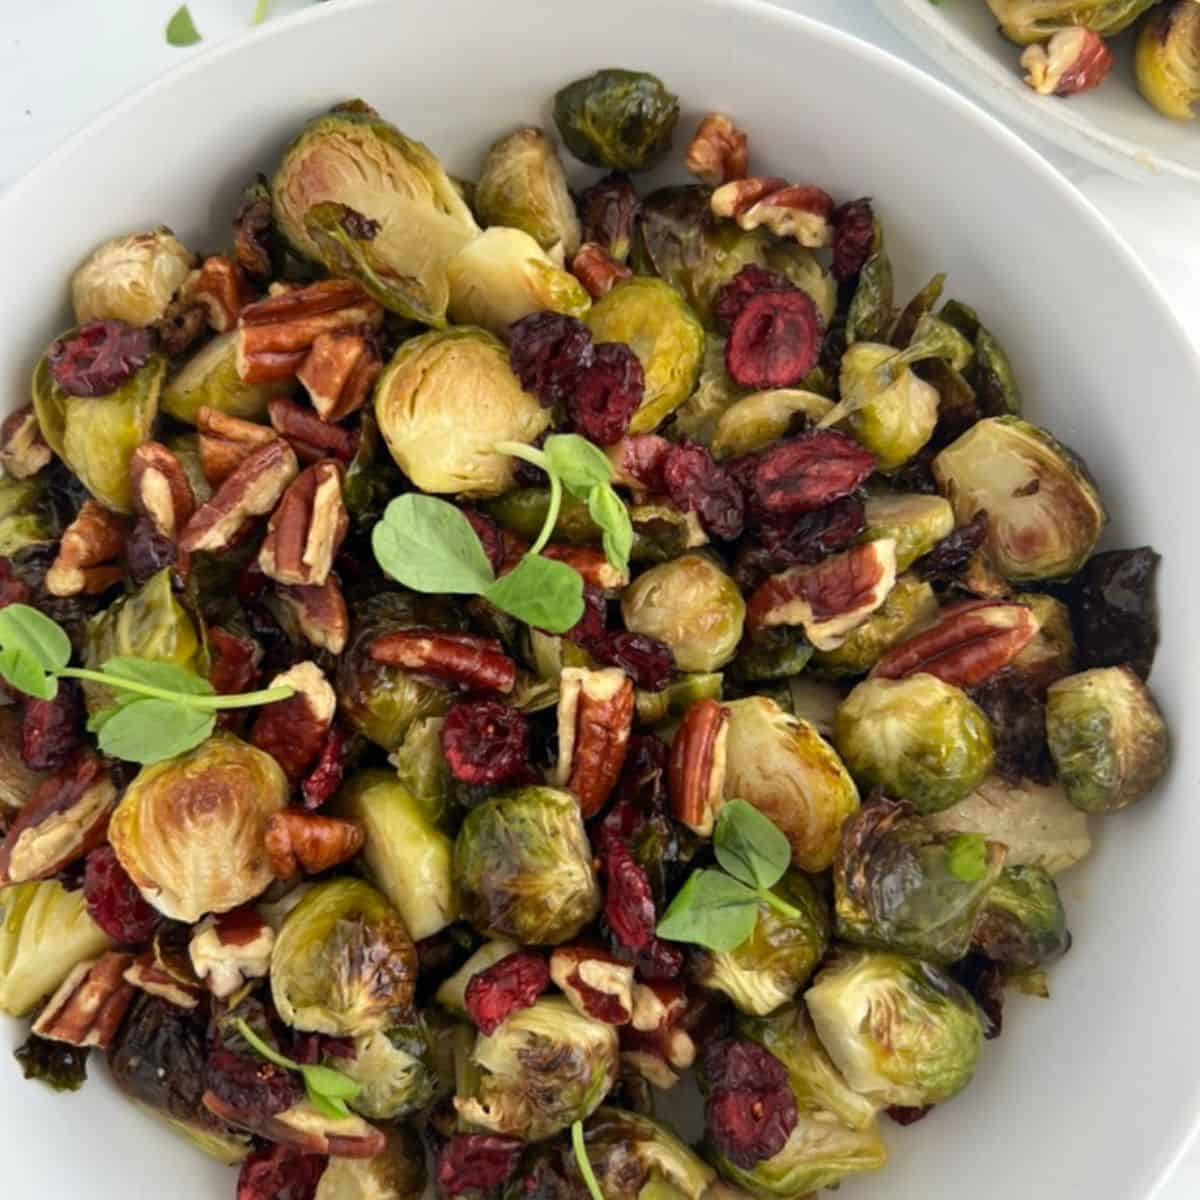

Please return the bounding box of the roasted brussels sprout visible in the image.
[690,869,829,1015]
[32,340,164,512]
[374,327,551,498]
[986,0,1158,43]
[621,554,745,673]
[339,1020,440,1120]
[810,575,938,677]
[932,417,1106,581]
[454,787,600,944]
[834,797,1006,962]
[635,671,723,725]
[835,675,995,815]
[272,102,479,325]
[476,127,581,255]
[972,865,1070,972]
[0,880,114,1016]
[1011,592,1076,688]
[1136,2,1200,119]
[1045,666,1168,813]
[315,1124,427,1200]
[0,474,64,556]
[723,696,860,873]
[732,626,814,684]
[455,996,619,1139]
[710,388,834,461]
[271,877,417,1036]
[861,491,955,572]
[805,948,983,1106]
[553,69,680,171]
[108,732,288,922]
[585,277,705,433]
[447,227,590,336]
[71,228,194,326]
[161,332,293,424]
[334,769,456,940]
[582,1108,715,1199]
[667,337,746,445]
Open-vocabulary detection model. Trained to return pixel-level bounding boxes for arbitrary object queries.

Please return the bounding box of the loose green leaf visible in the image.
[656,869,760,953]
[587,486,633,573]
[0,647,56,700]
[372,494,496,595]
[306,1088,352,1120]
[165,4,202,46]
[714,798,792,891]
[100,657,215,696]
[95,700,215,764]
[946,833,989,882]
[543,434,614,500]
[483,555,585,634]
[0,604,71,674]
[572,1120,604,1200]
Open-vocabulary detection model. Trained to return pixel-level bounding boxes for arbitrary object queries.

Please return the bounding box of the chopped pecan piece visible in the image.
[250,661,337,784]
[274,577,350,655]
[1021,27,1113,96]
[746,539,898,649]
[183,255,257,333]
[571,243,633,299]
[196,407,277,487]
[297,329,382,423]
[369,631,516,694]
[620,1049,680,1090]
[630,980,688,1033]
[712,178,834,247]
[46,500,127,597]
[268,396,359,464]
[189,906,275,998]
[32,951,135,1049]
[623,1024,696,1072]
[686,113,749,186]
[129,441,196,538]
[554,667,634,818]
[259,461,348,588]
[550,946,635,1024]
[668,699,729,837]
[265,810,364,880]
[0,405,51,478]
[123,950,203,1009]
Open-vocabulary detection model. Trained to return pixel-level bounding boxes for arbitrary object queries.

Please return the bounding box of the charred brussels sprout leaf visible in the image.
[581,1107,715,1199]
[986,0,1158,44]
[672,336,748,445]
[1136,2,1200,120]
[162,331,292,424]
[972,865,1070,972]
[344,408,405,535]
[14,1033,89,1093]
[1071,547,1160,680]
[0,475,66,557]
[733,626,814,684]
[553,70,680,171]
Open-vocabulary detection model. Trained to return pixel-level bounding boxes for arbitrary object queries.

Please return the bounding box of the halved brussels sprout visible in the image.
[835,675,994,815]
[860,491,955,573]
[108,732,288,922]
[455,996,619,1140]
[0,474,65,557]
[32,341,164,512]
[316,1124,427,1200]
[711,389,834,460]
[447,227,590,337]
[805,948,983,1107]
[476,127,581,255]
[272,102,479,326]
[621,554,745,673]
[585,277,705,433]
[629,502,708,563]
[334,769,457,940]
[932,417,1106,581]
[340,1020,440,1120]
[1136,2,1200,120]
[71,228,195,326]
[1011,592,1076,689]
[732,626,814,684]
[1046,666,1168,813]
[810,575,938,677]
[374,327,551,497]
[162,332,293,424]
[690,869,829,1015]
[0,880,114,1016]
[723,696,859,873]
[973,865,1070,972]
[435,938,521,1017]
[553,69,680,171]
[834,797,1006,962]
[582,1108,715,1199]
[454,786,600,945]
[636,672,723,726]
[672,336,748,445]
[924,774,1091,874]
[986,0,1157,43]
[388,716,452,827]
[271,878,417,1036]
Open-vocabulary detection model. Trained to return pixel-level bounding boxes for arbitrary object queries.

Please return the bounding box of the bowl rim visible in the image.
[3,0,1199,1192]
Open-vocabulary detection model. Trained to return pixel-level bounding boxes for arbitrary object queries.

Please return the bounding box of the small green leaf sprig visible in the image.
[0,604,294,766]
[656,799,803,953]
[371,434,633,635]
[235,1019,361,1121]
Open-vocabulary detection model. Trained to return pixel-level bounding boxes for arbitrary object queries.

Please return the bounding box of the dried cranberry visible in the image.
[742,432,875,520]
[734,496,867,591]
[569,342,645,446]
[968,671,1054,785]
[918,511,989,584]
[236,1142,325,1200]
[831,198,875,282]
[464,950,550,1035]
[508,312,595,410]
[206,1044,303,1117]
[634,937,685,980]
[126,518,178,589]
[21,680,82,771]
[611,433,672,493]
[661,443,745,541]
[584,631,675,691]
[436,1134,524,1198]
[887,1104,935,1126]
[703,1039,797,1170]
[441,701,530,787]
[301,723,352,809]
[46,320,154,398]
[208,626,263,699]
[713,264,795,329]
[603,839,657,953]
[725,291,822,390]
[562,584,608,645]
[0,559,31,609]
[82,845,160,944]
[577,172,640,262]
[616,733,670,810]
[463,510,506,575]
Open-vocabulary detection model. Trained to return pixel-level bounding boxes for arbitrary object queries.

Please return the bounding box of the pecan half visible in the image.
[237,279,383,385]
[0,405,51,478]
[268,396,359,465]
[668,699,729,837]
[1021,27,1113,96]
[259,461,348,587]
[129,441,196,538]
[630,980,688,1033]
[555,667,634,818]
[0,752,116,884]
[250,661,337,784]
[275,577,350,655]
[572,243,633,299]
[686,113,749,186]
[189,906,275,998]
[550,946,635,1024]
[203,1093,386,1159]
[746,539,898,649]
[46,500,127,597]
[196,407,277,486]
[712,178,834,247]
[872,600,1039,689]
[183,255,257,333]
[265,810,364,880]
[180,437,298,554]
[369,631,516,694]
[32,951,135,1049]
[297,329,382,423]
[123,950,203,1009]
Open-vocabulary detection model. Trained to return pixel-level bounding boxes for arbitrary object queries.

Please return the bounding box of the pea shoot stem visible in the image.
[493,441,561,556]
[758,888,802,921]
[571,1120,604,1200]
[57,668,295,711]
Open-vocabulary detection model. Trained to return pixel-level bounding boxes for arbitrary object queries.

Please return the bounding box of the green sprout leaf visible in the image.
[572,1120,604,1200]
[0,647,56,701]
[372,494,497,595]
[165,4,202,46]
[946,833,989,882]
[714,798,792,891]
[483,555,585,634]
[95,700,215,765]
[543,434,614,500]
[587,485,633,573]
[235,1019,361,1117]
[0,604,71,675]
[656,869,761,953]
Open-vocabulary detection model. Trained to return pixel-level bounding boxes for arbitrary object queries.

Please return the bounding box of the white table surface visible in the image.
[2,1,1197,1195]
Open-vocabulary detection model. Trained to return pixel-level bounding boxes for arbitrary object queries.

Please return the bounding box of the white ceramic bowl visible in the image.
[2,1,1199,1196]
[875,0,1200,185]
